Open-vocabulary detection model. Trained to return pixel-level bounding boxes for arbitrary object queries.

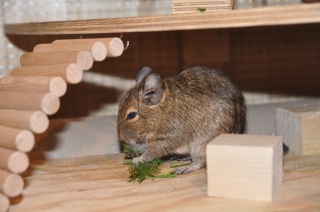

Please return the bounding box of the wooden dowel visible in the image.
[10,63,83,84]
[34,41,108,61]
[0,91,60,115]
[0,169,24,198]
[52,38,124,57]
[20,50,93,71]
[0,147,29,174]
[0,193,9,212]
[0,126,34,152]
[0,109,49,134]
[0,76,67,97]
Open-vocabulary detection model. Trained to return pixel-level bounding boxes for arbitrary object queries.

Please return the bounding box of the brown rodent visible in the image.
[117,66,247,174]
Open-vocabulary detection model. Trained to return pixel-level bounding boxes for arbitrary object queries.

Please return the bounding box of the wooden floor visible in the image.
[9,153,320,211]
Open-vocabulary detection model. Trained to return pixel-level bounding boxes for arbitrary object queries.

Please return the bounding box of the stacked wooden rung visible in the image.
[172,0,235,13]
[0,37,124,212]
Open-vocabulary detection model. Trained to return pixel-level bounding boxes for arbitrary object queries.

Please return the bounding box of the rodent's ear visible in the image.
[142,73,164,106]
[136,67,153,84]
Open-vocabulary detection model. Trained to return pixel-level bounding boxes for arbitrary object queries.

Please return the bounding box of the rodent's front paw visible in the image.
[132,156,145,164]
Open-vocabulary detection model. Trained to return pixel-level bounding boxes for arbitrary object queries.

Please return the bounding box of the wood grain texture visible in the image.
[0,109,49,134]
[34,42,107,61]
[0,147,29,174]
[276,104,320,155]
[7,153,320,211]
[20,51,93,71]
[207,134,283,201]
[4,4,320,35]
[0,169,24,198]
[0,126,34,153]
[51,38,124,58]
[0,193,9,212]
[0,91,60,115]
[172,0,235,13]
[10,64,83,84]
[0,76,67,97]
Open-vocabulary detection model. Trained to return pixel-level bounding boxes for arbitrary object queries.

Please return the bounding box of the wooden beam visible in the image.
[0,169,24,198]
[0,193,9,212]
[10,64,83,84]
[4,4,320,35]
[0,147,29,174]
[0,126,35,152]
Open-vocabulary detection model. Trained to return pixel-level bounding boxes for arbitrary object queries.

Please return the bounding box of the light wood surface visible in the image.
[0,193,9,212]
[4,4,320,35]
[276,104,320,155]
[0,91,60,115]
[0,109,49,134]
[172,0,234,13]
[34,42,107,61]
[0,126,34,153]
[0,169,24,198]
[8,153,320,211]
[0,76,67,97]
[0,147,29,174]
[49,37,124,59]
[20,51,93,71]
[10,64,83,84]
[207,134,283,201]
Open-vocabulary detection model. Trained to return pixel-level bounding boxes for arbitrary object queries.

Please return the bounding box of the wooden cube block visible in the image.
[276,104,320,155]
[172,0,235,14]
[207,134,283,202]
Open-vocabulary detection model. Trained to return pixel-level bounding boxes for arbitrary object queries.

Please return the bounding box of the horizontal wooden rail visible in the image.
[4,4,320,35]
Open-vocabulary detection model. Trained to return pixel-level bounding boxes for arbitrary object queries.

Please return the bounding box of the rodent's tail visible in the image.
[231,94,247,134]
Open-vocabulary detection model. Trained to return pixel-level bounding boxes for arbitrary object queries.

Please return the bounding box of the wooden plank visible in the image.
[8,153,320,211]
[172,0,235,13]
[4,4,320,35]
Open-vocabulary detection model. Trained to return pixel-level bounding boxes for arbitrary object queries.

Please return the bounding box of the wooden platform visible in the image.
[10,153,320,211]
[4,3,320,35]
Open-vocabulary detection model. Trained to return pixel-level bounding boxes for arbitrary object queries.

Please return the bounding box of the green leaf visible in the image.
[123,144,140,159]
[197,7,206,12]
[123,145,176,183]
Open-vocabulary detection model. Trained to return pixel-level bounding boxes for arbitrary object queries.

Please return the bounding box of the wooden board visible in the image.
[9,153,320,211]
[172,0,235,13]
[4,4,320,35]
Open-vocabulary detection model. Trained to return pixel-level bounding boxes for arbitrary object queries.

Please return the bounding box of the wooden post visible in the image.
[0,109,49,134]
[276,104,320,155]
[0,76,67,97]
[0,126,34,152]
[0,147,29,174]
[207,134,283,202]
[10,64,83,84]
[0,193,9,212]
[51,37,124,58]
[20,50,93,71]
[34,41,109,62]
[0,91,60,115]
[0,169,24,198]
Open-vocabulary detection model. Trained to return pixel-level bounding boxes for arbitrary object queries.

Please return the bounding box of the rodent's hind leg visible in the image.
[172,137,207,174]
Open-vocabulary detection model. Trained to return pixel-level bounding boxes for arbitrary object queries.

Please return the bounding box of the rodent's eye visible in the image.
[127,112,137,120]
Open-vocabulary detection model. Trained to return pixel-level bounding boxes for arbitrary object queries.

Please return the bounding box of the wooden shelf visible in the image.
[9,153,320,211]
[4,3,320,35]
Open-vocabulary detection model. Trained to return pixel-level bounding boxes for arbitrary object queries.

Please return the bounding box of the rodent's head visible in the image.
[117,67,165,151]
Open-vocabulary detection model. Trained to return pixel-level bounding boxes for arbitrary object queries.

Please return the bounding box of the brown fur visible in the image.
[117,66,247,174]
